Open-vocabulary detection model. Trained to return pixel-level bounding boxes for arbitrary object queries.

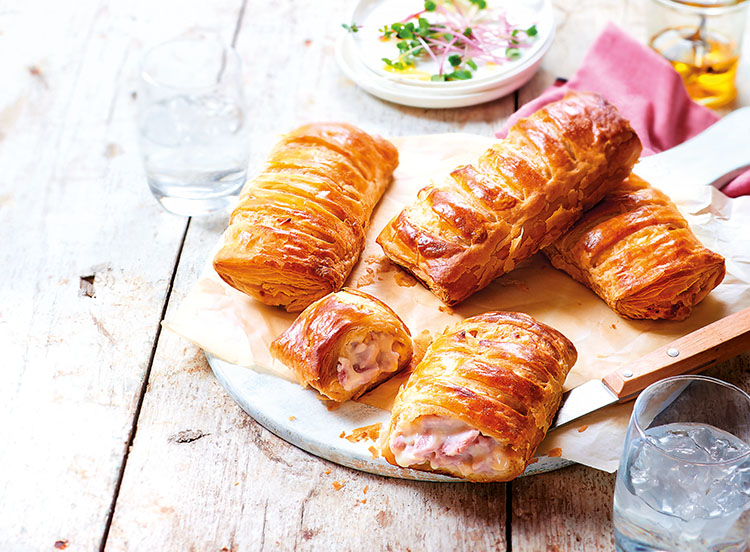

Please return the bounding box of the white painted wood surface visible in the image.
[1,0,748,550]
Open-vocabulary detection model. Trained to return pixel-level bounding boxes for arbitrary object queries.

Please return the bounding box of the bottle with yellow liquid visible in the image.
[648,0,748,109]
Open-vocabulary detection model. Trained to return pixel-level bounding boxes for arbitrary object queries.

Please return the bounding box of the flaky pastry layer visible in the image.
[376,91,641,305]
[270,288,413,402]
[543,174,726,320]
[380,311,577,482]
[214,122,398,312]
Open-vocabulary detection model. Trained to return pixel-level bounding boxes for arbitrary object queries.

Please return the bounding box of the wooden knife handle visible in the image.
[602,308,750,401]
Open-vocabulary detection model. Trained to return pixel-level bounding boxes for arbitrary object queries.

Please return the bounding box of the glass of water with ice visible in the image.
[613,375,750,551]
[137,31,250,216]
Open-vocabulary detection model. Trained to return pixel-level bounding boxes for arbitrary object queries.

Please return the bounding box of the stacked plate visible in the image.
[335,0,555,108]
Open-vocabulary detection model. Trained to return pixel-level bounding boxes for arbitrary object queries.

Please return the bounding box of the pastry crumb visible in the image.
[356,268,376,288]
[393,270,417,287]
[577,424,589,433]
[527,457,539,465]
[345,423,382,443]
[361,499,367,504]
[363,485,369,495]
[368,445,380,459]
[366,255,396,272]
[288,416,296,421]
[339,431,346,439]
[324,469,331,475]
[548,447,563,457]
[332,481,344,490]
[438,305,453,314]
[411,330,434,367]
[610,323,617,330]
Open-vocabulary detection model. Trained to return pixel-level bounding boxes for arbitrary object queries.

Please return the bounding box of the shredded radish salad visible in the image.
[342,0,539,82]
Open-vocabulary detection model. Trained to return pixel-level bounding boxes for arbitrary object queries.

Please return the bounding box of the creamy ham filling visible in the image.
[336,332,400,391]
[389,416,511,478]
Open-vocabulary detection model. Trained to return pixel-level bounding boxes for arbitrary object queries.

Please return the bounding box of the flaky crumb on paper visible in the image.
[356,268,376,288]
[332,481,344,490]
[547,447,563,458]
[342,423,382,443]
[412,330,434,366]
[393,270,417,287]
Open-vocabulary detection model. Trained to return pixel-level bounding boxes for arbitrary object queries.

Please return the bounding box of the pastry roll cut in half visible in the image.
[270,288,413,402]
[381,311,577,482]
[377,91,642,305]
[214,122,399,312]
[544,174,726,320]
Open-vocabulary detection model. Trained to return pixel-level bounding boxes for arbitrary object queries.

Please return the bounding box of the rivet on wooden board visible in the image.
[667,348,680,358]
[622,370,633,378]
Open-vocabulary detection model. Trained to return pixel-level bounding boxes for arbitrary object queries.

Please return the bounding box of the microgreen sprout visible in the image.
[341,22,360,33]
[369,0,540,81]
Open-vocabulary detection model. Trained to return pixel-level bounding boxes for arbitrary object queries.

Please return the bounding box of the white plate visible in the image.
[350,0,554,89]
[208,352,573,481]
[335,0,555,107]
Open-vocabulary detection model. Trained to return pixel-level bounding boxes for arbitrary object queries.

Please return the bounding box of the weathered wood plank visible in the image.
[512,466,617,551]
[105,1,516,549]
[105,318,508,551]
[0,0,242,550]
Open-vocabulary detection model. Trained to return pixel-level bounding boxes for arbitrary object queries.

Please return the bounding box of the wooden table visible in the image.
[2,1,749,550]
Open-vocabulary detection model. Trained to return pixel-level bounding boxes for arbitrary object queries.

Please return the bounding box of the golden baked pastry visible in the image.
[376,91,642,305]
[380,311,577,482]
[214,122,398,312]
[543,174,726,320]
[270,288,413,402]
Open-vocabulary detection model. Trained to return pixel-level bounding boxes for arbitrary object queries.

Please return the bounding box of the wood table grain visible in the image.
[1,0,748,550]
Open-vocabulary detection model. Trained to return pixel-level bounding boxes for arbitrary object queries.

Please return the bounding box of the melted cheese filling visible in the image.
[336,332,400,391]
[389,415,511,478]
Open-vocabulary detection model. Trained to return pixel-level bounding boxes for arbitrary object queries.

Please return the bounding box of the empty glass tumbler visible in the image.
[137,32,250,216]
[613,375,750,551]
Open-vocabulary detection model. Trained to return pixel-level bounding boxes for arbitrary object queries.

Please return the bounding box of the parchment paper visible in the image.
[165,133,750,473]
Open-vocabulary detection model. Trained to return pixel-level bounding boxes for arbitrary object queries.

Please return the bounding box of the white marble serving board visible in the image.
[208,354,573,480]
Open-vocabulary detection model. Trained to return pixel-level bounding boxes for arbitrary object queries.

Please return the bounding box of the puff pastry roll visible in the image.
[270,288,413,402]
[543,174,725,320]
[377,91,641,305]
[214,123,398,312]
[381,311,576,482]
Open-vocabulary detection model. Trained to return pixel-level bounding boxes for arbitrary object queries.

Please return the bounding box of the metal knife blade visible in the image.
[549,307,750,431]
[550,380,618,430]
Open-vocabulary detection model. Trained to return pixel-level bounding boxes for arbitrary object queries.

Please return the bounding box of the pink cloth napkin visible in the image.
[497,23,750,197]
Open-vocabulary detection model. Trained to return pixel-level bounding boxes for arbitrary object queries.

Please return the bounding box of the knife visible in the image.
[550,307,750,430]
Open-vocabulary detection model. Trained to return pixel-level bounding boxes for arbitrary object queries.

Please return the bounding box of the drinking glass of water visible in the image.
[613,375,750,551]
[137,31,250,216]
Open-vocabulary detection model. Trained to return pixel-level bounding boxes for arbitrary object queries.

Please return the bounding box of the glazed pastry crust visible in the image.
[270,288,413,402]
[381,311,577,482]
[214,122,398,312]
[376,91,642,305]
[544,174,726,320]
